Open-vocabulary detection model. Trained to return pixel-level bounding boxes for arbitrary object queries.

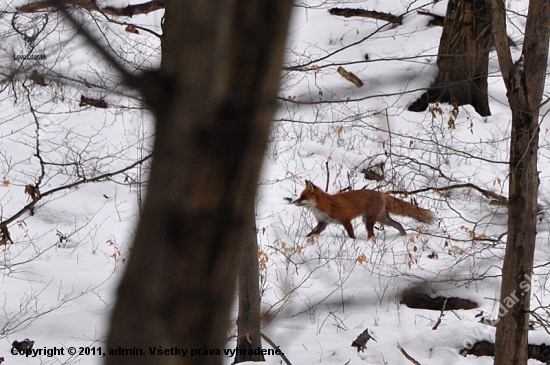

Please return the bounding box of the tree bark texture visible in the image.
[104,0,293,364]
[235,204,264,363]
[409,0,492,116]
[492,0,550,364]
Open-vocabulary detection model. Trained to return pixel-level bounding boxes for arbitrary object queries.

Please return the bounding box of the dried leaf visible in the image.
[351,329,376,352]
[428,252,438,259]
[125,25,139,34]
[337,66,364,87]
[79,95,108,109]
[0,226,13,245]
[24,184,39,202]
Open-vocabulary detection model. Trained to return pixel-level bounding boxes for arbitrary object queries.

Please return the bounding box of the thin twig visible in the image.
[432,298,447,330]
[260,332,292,365]
[325,161,330,192]
[397,343,422,365]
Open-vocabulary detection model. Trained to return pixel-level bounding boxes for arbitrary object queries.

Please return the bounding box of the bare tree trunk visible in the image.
[409,0,492,116]
[235,203,264,363]
[104,0,293,364]
[491,0,550,364]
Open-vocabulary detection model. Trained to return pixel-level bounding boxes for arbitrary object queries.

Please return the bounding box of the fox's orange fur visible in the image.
[293,180,435,239]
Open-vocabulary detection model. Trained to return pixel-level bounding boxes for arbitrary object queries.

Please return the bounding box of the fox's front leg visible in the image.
[306,221,327,237]
[342,220,356,239]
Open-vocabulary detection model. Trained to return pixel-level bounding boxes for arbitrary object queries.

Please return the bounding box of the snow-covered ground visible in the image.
[1,0,550,364]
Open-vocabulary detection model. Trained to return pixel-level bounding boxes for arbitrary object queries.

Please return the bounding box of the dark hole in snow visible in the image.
[401,292,478,310]
[460,340,550,363]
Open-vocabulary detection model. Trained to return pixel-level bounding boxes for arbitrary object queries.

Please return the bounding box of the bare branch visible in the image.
[0,154,152,230]
[388,182,509,206]
[42,0,173,114]
[329,8,403,24]
[260,333,292,365]
[417,10,445,26]
[17,0,165,17]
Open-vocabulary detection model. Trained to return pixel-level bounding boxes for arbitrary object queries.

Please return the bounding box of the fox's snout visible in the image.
[284,196,306,205]
[293,197,313,207]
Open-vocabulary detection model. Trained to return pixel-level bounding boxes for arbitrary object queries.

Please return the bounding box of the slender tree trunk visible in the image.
[104,0,293,364]
[235,203,264,363]
[491,0,550,364]
[409,0,492,116]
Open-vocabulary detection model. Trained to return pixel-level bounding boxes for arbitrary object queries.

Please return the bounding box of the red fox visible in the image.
[293,180,435,240]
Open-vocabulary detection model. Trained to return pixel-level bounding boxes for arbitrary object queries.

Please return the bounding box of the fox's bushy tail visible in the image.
[385,196,435,223]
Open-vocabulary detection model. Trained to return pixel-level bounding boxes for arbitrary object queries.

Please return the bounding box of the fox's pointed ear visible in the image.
[305,180,315,193]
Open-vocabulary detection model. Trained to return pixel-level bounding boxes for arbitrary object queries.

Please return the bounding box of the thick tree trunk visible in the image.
[409,0,492,116]
[104,0,293,364]
[491,0,550,364]
[235,204,264,363]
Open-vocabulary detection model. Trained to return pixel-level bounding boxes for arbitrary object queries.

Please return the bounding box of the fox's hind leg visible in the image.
[380,213,406,236]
